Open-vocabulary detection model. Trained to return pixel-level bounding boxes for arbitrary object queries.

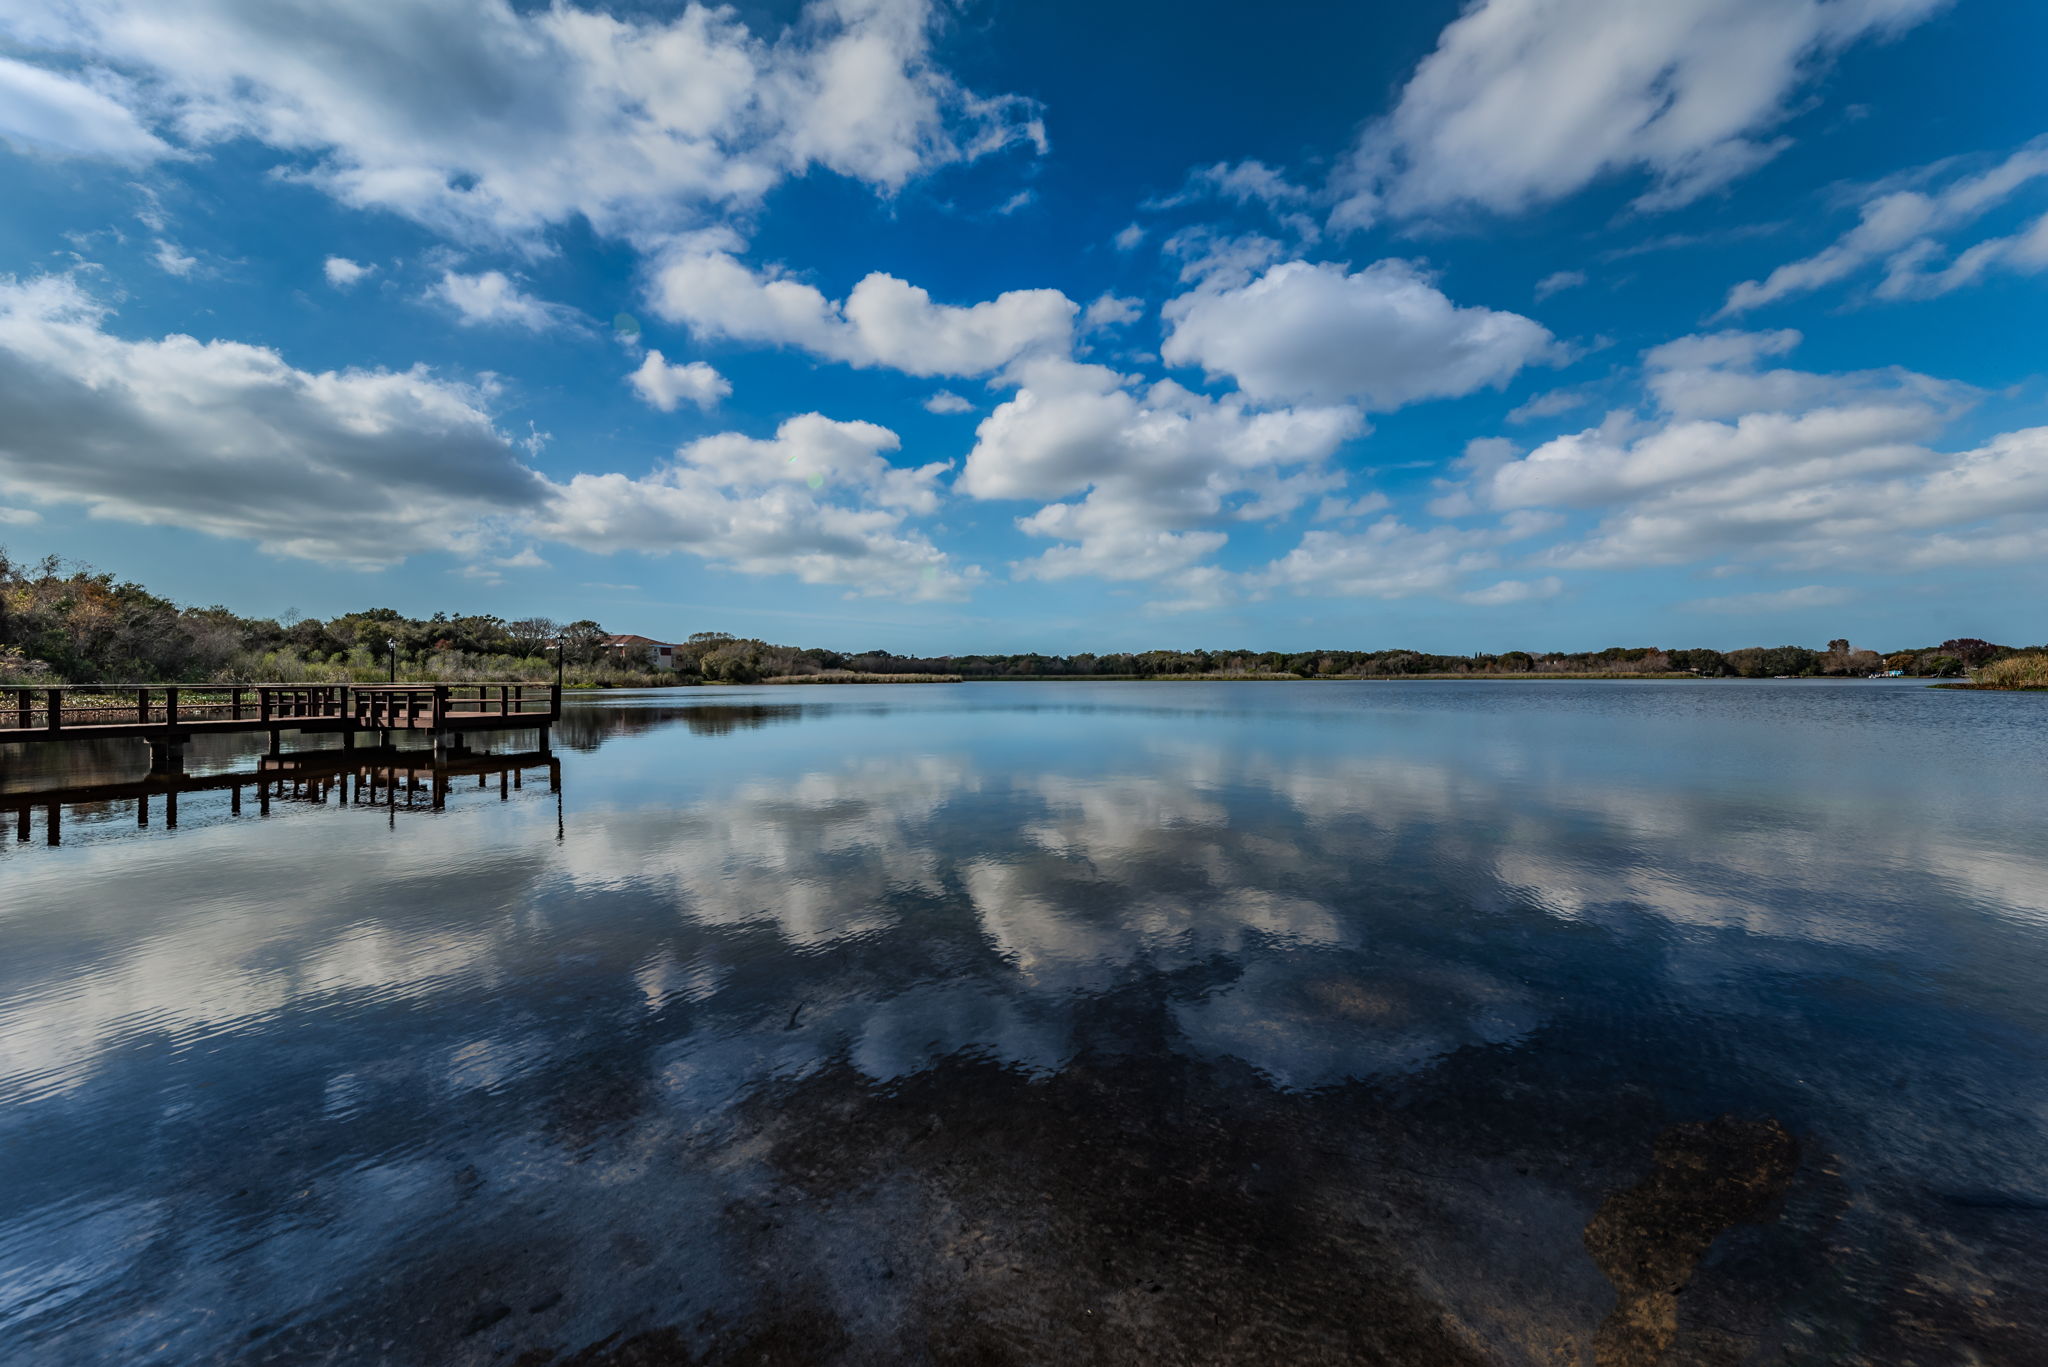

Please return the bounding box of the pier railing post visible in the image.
[166,686,179,729]
[46,688,61,734]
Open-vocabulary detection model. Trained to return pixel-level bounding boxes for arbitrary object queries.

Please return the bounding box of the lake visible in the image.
[3,680,2045,1365]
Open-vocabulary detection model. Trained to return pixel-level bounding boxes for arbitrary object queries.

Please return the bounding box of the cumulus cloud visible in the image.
[959,357,1360,583]
[1081,292,1142,329]
[0,274,545,566]
[429,270,582,332]
[627,349,731,411]
[1720,138,2048,314]
[323,256,373,288]
[0,274,971,599]
[1474,329,2048,573]
[531,413,972,599]
[0,53,167,160]
[1112,222,1145,252]
[1254,518,1509,601]
[1333,0,1947,227]
[922,389,974,414]
[1161,259,1556,409]
[1,0,1041,246]
[645,239,1076,377]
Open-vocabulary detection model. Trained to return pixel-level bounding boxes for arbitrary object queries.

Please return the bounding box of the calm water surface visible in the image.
[2,681,2046,1365]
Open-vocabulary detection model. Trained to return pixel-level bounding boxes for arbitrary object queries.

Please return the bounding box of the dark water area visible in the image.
[2,680,2045,1365]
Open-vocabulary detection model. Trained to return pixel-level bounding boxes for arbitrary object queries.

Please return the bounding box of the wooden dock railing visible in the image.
[2,683,559,745]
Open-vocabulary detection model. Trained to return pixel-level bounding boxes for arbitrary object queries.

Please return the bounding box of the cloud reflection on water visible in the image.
[4,684,2048,1361]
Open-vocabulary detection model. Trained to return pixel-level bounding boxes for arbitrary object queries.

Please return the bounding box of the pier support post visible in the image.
[147,734,188,776]
[432,729,470,757]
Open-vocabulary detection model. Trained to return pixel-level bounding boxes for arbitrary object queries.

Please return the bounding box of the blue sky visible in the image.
[2,0,2045,653]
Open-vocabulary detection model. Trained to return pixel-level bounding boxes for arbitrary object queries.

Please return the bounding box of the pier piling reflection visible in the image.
[4,744,561,846]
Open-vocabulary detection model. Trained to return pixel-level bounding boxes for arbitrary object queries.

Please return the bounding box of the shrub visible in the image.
[1974,654,2048,689]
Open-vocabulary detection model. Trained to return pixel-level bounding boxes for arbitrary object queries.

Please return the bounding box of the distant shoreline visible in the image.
[718,670,1900,686]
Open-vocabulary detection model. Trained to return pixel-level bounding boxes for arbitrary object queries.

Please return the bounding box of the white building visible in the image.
[604,634,682,671]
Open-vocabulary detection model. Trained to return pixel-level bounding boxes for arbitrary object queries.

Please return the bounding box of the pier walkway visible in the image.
[2,683,560,771]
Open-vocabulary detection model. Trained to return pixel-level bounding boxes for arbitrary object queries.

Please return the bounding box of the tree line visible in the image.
[0,552,2034,686]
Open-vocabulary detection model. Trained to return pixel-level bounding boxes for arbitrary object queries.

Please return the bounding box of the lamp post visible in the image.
[387,637,398,683]
[544,642,563,688]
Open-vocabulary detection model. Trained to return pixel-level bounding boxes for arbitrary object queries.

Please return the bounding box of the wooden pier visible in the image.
[2,683,559,772]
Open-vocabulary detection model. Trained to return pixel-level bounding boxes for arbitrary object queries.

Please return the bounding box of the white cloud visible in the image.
[960,357,1360,583]
[1461,576,1563,606]
[627,349,730,411]
[1334,0,1947,227]
[3,0,1040,246]
[1533,269,1586,300]
[645,240,1075,377]
[1172,159,1313,210]
[1721,139,2048,314]
[150,238,198,276]
[1312,492,1392,522]
[1683,584,1851,613]
[323,256,373,289]
[0,274,545,567]
[1638,327,1968,423]
[922,389,974,414]
[994,189,1035,215]
[1013,505,1227,583]
[1254,518,1505,600]
[0,53,167,160]
[0,274,972,599]
[1475,330,2048,574]
[1506,387,1595,424]
[1876,209,2048,301]
[1161,258,1556,410]
[1163,230,1286,290]
[531,413,972,600]
[429,270,581,332]
[0,505,41,525]
[1113,222,1145,252]
[1081,292,1142,329]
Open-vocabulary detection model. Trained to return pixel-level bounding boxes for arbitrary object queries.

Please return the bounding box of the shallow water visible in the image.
[2,680,2045,1365]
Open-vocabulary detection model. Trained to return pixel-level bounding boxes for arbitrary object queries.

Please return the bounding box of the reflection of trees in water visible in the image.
[552,702,802,748]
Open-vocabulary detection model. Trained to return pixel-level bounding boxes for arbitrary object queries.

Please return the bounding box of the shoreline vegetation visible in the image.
[1933,654,2048,691]
[3,553,2042,691]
